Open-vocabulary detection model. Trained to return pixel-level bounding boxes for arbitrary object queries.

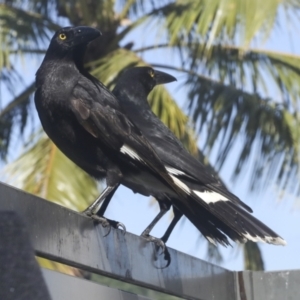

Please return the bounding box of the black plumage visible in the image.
[34,26,194,235]
[111,66,286,247]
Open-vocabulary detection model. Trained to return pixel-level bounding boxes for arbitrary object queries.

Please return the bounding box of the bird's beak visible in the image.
[154,70,177,85]
[73,26,102,46]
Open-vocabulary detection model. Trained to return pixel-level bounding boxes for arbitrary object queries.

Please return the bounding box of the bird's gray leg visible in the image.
[96,185,118,216]
[160,206,182,243]
[141,202,169,237]
[96,184,125,232]
[141,202,182,267]
[141,201,171,253]
[82,184,125,233]
[83,185,117,216]
[82,167,126,233]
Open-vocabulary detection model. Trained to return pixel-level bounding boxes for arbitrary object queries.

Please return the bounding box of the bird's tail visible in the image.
[183,197,286,246]
[167,171,286,246]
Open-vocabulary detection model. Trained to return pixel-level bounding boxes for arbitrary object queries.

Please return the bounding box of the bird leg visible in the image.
[96,184,126,233]
[141,204,169,237]
[96,185,118,216]
[82,184,125,233]
[141,201,170,254]
[160,206,182,243]
[142,204,182,268]
[83,185,116,215]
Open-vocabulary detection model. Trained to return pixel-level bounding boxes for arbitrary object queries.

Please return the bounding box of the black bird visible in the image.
[110,66,286,247]
[34,26,197,245]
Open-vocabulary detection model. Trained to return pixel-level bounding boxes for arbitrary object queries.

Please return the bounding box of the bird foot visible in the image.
[143,235,166,254]
[100,219,126,236]
[142,234,171,267]
[81,210,126,236]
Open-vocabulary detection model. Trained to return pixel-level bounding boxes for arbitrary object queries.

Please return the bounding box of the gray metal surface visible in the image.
[0,182,234,300]
[1,182,299,300]
[42,268,152,300]
[235,270,300,300]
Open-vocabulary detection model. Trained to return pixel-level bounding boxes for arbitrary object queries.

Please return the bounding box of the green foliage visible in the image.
[187,70,300,193]
[3,133,99,210]
[0,83,35,159]
[91,273,184,300]
[0,3,58,69]
[160,0,299,49]
[244,242,265,271]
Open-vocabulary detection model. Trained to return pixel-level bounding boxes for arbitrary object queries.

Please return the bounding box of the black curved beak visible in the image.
[154,70,177,85]
[73,26,102,46]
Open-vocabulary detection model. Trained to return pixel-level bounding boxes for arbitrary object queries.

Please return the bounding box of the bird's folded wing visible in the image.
[69,81,191,200]
[127,110,252,212]
[149,133,251,204]
[138,129,284,244]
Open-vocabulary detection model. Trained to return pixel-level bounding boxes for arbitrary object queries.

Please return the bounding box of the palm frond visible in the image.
[159,0,300,50]
[3,132,99,211]
[185,44,300,110]
[117,0,171,18]
[187,73,300,194]
[244,242,265,271]
[0,3,59,66]
[0,3,59,103]
[0,83,35,159]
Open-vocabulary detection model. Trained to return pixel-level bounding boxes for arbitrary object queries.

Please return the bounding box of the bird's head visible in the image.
[120,67,177,95]
[46,26,101,58]
[113,67,177,108]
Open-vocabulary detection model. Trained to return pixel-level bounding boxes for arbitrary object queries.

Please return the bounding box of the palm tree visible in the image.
[1,0,300,273]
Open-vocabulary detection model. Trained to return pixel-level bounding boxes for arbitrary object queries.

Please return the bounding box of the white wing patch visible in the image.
[166,168,230,204]
[169,174,191,194]
[193,190,229,204]
[120,145,143,162]
[166,167,186,176]
[243,232,265,243]
[243,232,287,245]
[206,236,217,246]
[268,236,287,246]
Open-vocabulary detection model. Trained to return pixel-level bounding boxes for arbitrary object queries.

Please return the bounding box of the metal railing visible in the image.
[0,182,299,300]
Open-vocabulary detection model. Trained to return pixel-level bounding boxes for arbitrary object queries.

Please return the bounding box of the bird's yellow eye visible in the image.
[59,33,67,40]
[149,70,155,78]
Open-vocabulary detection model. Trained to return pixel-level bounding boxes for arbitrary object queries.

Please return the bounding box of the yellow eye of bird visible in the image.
[149,70,155,78]
[59,33,67,40]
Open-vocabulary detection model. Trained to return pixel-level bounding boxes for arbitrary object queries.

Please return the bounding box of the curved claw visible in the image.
[82,212,125,237]
[142,235,166,254]
[142,235,171,268]
[140,233,172,267]
[103,225,112,237]
[158,246,171,268]
[153,241,171,268]
[116,222,126,234]
[89,214,112,236]
[155,240,166,255]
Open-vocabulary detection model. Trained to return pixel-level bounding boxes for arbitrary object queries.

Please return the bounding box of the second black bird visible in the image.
[109,66,286,247]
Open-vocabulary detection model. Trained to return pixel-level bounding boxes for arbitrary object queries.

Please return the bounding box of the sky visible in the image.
[1,4,300,272]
